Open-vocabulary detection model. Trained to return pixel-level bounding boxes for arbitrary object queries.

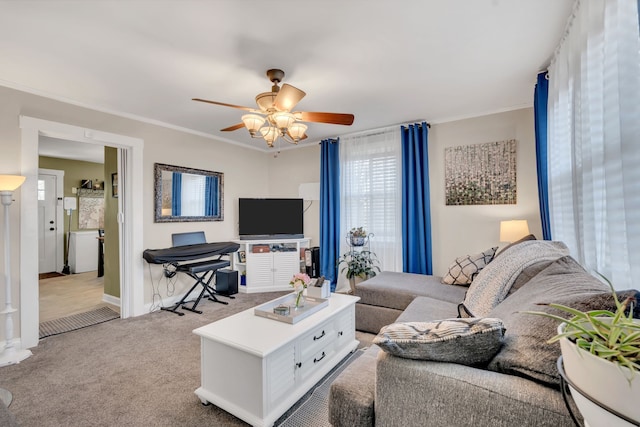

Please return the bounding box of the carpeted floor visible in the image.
[1,291,373,427]
[39,306,120,339]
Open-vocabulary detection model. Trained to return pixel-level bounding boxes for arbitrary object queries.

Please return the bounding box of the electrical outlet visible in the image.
[71,187,77,194]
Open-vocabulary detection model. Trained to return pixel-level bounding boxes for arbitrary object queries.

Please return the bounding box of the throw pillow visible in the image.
[441,247,498,285]
[486,256,640,387]
[373,318,505,365]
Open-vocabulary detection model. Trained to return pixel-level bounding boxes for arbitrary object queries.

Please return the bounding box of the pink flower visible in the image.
[290,272,311,289]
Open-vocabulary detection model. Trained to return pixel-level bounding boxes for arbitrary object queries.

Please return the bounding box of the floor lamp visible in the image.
[0,175,32,367]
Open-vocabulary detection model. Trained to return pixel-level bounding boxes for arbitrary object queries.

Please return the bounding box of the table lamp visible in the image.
[0,174,33,366]
[499,220,530,243]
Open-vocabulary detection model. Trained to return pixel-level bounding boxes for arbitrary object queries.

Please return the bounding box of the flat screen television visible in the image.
[238,198,304,240]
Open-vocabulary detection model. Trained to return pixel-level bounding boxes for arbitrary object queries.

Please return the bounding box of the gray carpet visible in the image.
[1,291,370,427]
[39,307,120,339]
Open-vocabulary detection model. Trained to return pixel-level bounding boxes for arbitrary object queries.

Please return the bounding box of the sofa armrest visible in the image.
[375,352,575,427]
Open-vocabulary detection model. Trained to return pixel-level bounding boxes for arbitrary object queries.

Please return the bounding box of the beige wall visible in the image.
[429,108,541,276]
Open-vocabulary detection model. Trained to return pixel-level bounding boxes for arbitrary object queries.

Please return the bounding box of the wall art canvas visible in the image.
[445,139,517,205]
[78,189,105,229]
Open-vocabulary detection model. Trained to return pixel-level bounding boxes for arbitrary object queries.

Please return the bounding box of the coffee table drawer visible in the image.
[299,320,337,360]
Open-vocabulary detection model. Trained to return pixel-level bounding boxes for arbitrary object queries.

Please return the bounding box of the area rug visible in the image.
[275,348,364,427]
[38,272,65,280]
[39,306,120,339]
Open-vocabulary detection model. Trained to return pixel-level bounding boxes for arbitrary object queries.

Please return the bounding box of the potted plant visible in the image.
[349,227,368,247]
[337,249,380,294]
[525,283,640,425]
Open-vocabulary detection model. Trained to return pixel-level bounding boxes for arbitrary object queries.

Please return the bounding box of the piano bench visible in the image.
[176,259,230,274]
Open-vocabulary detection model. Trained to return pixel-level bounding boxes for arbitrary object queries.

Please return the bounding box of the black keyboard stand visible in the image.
[161,259,232,316]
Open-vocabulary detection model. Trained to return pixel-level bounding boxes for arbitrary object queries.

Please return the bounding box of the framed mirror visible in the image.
[154,163,224,223]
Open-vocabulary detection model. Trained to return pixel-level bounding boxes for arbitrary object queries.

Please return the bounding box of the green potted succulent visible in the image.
[525,282,640,425]
[337,249,380,294]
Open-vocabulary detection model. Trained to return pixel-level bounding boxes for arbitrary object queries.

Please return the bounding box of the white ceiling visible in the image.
[1,0,574,156]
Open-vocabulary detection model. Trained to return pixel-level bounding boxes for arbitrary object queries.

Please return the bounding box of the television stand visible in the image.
[232,237,311,293]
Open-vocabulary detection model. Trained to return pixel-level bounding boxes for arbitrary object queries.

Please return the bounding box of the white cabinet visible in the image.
[193,293,360,427]
[234,238,310,293]
[69,231,99,273]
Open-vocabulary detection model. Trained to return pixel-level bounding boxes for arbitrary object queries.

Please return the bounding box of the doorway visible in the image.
[20,116,145,350]
[37,169,64,275]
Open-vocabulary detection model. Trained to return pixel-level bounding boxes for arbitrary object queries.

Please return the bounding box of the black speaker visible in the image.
[216,270,238,296]
[305,247,320,278]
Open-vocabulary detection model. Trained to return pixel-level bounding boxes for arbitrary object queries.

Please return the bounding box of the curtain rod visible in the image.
[319,121,431,143]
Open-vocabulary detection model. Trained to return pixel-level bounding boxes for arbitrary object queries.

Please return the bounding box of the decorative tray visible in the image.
[254,293,329,324]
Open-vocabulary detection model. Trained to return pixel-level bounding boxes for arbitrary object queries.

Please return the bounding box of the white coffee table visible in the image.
[193,292,360,427]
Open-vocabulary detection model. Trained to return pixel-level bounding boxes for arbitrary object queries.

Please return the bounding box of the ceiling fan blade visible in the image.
[221,123,245,132]
[296,111,355,126]
[274,84,306,111]
[192,98,256,112]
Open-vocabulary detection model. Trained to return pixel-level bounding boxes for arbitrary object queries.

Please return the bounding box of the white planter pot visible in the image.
[558,323,640,426]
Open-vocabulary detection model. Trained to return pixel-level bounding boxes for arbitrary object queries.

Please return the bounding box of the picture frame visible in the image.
[81,179,93,189]
[112,173,118,198]
[238,250,246,263]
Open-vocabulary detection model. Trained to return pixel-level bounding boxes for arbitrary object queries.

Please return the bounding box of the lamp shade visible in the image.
[272,112,296,132]
[241,114,266,136]
[500,220,530,243]
[287,122,307,142]
[0,175,26,191]
[260,126,278,146]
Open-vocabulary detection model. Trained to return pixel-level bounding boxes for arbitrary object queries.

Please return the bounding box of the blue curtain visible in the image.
[319,138,340,291]
[205,176,218,216]
[171,172,182,216]
[534,71,552,240]
[401,122,432,275]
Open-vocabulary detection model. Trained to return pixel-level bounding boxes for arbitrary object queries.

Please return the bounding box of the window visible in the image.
[340,126,402,281]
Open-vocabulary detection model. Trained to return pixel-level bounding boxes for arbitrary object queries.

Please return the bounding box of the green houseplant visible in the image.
[525,282,640,425]
[337,249,380,294]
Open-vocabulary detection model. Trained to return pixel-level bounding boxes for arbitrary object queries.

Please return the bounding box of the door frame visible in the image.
[20,116,145,349]
[38,168,65,273]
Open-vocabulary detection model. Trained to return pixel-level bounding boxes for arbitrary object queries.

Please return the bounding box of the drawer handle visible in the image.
[314,352,326,364]
[295,362,302,369]
[338,331,343,337]
[313,330,326,341]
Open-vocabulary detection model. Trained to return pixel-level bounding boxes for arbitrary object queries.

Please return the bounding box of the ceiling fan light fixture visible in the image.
[255,92,277,111]
[260,126,278,145]
[272,112,296,134]
[241,114,266,136]
[287,122,308,142]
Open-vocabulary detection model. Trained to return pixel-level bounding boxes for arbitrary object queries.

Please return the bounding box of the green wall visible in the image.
[38,156,104,234]
[103,147,120,298]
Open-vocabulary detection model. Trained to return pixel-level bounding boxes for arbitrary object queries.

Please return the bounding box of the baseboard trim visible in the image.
[102,293,121,307]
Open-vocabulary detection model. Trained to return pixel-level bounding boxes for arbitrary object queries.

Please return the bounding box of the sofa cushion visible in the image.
[396,296,459,323]
[487,256,640,387]
[356,271,467,311]
[373,318,505,365]
[461,240,570,317]
[441,247,498,285]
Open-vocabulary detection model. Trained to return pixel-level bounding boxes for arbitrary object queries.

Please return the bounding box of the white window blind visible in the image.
[180,173,206,216]
[338,126,402,291]
[548,0,640,289]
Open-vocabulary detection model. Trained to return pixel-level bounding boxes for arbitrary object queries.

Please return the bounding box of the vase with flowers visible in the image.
[290,272,311,309]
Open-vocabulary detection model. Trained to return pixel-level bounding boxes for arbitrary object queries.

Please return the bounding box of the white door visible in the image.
[38,174,58,273]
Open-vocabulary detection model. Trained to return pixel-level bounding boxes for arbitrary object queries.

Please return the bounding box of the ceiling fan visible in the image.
[193,69,355,147]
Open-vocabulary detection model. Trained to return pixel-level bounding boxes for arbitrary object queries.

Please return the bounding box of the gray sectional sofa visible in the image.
[329,240,640,426]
